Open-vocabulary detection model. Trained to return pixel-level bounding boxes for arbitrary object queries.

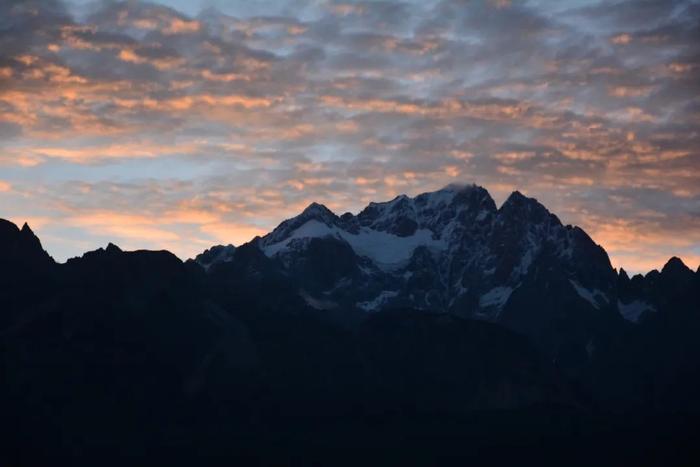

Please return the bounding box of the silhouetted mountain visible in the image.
[0,219,53,266]
[2,185,699,465]
[0,219,56,330]
[194,243,236,270]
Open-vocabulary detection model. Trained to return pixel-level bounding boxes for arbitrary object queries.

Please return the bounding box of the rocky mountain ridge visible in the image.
[196,184,692,361]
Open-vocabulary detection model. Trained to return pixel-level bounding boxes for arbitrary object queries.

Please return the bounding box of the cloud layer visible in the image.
[1,0,698,272]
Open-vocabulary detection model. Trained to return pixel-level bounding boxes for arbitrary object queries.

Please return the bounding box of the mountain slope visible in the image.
[232,185,618,316]
[199,184,625,364]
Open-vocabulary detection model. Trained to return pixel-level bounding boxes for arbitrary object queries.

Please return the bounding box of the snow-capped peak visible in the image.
[261,202,340,246]
[260,184,499,254]
[200,183,622,323]
[256,185,502,269]
[301,202,337,223]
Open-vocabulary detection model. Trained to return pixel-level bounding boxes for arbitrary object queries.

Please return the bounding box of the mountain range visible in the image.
[197,184,695,364]
[1,184,699,465]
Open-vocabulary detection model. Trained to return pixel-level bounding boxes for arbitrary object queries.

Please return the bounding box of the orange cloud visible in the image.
[494,151,537,162]
[444,165,460,177]
[68,212,182,242]
[113,94,275,112]
[0,181,11,192]
[13,54,87,84]
[320,96,530,121]
[287,25,307,35]
[162,209,221,225]
[29,142,201,162]
[610,33,632,45]
[118,48,184,70]
[199,222,268,245]
[330,4,365,16]
[573,214,700,274]
[608,86,654,97]
[668,62,694,74]
[321,95,426,115]
[489,0,512,8]
[201,69,251,82]
[62,208,269,254]
[164,18,201,35]
[355,177,378,186]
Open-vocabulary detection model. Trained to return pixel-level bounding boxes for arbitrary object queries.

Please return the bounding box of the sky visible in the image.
[0,0,699,273]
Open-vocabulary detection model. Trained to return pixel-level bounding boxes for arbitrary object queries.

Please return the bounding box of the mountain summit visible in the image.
[195,184,630,360]
[202,187,607,293]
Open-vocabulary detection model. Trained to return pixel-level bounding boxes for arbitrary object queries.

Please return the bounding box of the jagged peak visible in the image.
[205,243,235,252]
[441,182,485,194]
[419,183,488,200]
[645,269,660,279]
[0,218,53,264]
[502,190,534,207]
[661,256,692,276]
[195,243,236,269]
[442,182,470,191]
[450,184,497,211]
[20,222,33,235]
[105,242,122,254]
[260,201,339,246]
[365,194,409,210]
[301,202,337,220]
[498,190,557,225]
[360,183,492,212]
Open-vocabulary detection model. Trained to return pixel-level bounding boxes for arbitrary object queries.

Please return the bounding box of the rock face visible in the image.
[199,184,625,362]
[194,244,236,270]
[192,184,700,372]
[248,185,616,315]
[617,256,696,322]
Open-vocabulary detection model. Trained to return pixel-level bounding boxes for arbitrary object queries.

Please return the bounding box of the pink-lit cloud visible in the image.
[0,0,697,272]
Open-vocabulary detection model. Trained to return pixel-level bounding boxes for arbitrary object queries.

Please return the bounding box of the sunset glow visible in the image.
[1,0,698,272]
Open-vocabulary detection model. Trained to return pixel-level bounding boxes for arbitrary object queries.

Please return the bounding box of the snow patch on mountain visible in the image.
[570,280,608,309]
[262,219,447,270]
[345,228,445,269]
[512,244,536,278]
[479,286,514,309]
[618,299,655,323]
[586,339,595,358]
[195,244,236,270]
[357,290,400,311]
[263,220,336,256]
[300,289,338,311]
[424,186,459,207]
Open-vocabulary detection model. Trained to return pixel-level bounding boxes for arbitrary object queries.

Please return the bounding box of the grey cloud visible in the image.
[0,0,698,268]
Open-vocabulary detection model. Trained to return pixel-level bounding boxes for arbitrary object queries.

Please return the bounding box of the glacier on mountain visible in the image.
[198,183,621,338]
[618,299,656,323]
[262,219,447,270]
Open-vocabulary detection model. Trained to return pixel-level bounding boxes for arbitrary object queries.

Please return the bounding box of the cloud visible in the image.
[0,0,697,271]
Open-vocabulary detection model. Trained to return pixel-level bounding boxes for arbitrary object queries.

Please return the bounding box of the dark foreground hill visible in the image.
[1,185,699,465]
